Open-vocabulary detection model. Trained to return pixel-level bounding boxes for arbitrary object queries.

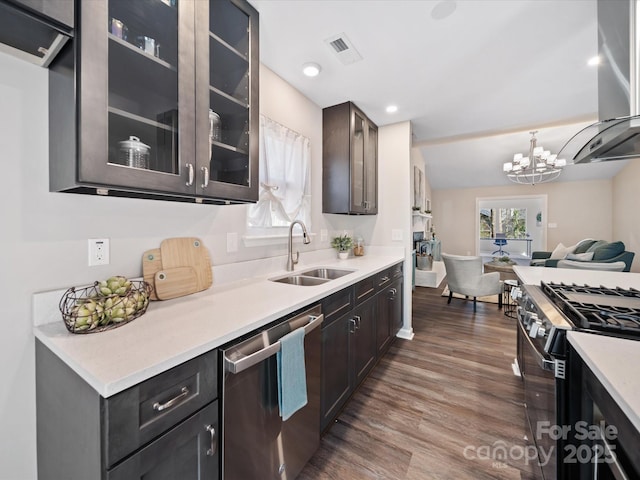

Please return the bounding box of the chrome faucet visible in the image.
[286,220,311,271]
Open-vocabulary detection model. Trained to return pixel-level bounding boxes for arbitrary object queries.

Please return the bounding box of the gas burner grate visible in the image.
[541,282,640,336]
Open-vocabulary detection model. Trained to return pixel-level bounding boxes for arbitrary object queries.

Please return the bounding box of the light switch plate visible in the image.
[391,229,403,241]
[320,229,328,242]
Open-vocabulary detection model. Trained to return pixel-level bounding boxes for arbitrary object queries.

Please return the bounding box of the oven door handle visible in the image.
[518,320,555,372]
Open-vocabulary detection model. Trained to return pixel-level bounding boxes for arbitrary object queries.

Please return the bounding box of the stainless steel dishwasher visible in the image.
[221,304,323,480]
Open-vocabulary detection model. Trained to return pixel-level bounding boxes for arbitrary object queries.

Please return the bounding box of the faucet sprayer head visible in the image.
[303,232,311,244]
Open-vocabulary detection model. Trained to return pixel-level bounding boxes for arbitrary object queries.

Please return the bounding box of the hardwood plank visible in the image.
[299,283,538,480]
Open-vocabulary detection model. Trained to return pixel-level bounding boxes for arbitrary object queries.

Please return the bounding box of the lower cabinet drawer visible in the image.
[106,401,219,480]
[103,349,218,467]
[322,287,353,327]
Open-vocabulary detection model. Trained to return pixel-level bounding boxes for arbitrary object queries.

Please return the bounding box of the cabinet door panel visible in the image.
[350,109,366,211]
[352,298,376,385]
[77,0,194,194]
[107,401,219,480]
[365,123,377,213]
[321,314,351,431]
[391,278,403,335]
[196,0,259,201]
[376,288,392,355]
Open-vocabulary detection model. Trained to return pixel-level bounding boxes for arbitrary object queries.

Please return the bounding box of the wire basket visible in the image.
[59,279,151,334]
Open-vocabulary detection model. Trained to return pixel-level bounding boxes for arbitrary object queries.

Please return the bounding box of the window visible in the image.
[247,115,311,231]
[480,208,527,238]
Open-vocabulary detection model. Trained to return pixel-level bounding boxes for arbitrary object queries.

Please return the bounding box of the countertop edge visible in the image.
[34,254,405,397]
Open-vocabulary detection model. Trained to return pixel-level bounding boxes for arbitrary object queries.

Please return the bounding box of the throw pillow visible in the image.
[592,241,625,261]
[586,240,608,253]
[550,243,575,260]
[573,239,597,254]
[565,252,595,261]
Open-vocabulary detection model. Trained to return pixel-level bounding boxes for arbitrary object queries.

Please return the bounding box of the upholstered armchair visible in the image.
[442,253,503,312]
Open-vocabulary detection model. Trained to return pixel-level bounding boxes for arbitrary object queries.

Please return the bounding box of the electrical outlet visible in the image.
[227,232,238,253]
[88,238,110,266]
[391,229,403,241]
[320,229,328,242]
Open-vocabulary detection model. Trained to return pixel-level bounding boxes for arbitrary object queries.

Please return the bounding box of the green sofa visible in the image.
[530,239,635,272]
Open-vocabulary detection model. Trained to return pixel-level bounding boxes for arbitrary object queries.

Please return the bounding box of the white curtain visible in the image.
[247,115,311,228]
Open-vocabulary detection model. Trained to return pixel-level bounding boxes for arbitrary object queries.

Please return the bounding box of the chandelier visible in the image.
[503,131,566,185]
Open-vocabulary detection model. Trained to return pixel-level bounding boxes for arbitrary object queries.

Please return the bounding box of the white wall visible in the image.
[613,159,640,272]
[433,180,613,261]
[0,51,414,478]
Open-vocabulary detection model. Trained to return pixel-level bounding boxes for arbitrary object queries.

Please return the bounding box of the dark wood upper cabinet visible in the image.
[0,0,73,67]
[322,101,378,214]
[49,0,258,204]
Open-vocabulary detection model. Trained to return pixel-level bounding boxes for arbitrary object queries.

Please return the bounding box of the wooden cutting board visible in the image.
[142,248,163,300]
[142,238,213,301]
[154,267,199,300]
[160,237,213,292]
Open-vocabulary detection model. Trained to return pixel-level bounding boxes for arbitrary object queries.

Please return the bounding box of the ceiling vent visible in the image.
[324,33,363,65]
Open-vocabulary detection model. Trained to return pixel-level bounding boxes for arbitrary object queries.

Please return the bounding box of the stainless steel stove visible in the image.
[515,282,640,480]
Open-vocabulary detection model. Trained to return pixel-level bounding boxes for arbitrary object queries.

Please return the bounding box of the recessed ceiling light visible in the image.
[386,105,398,114]
[302,62,321,77]
[587,56,600,66]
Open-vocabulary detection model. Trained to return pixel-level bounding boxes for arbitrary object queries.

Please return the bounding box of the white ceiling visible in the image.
[249,0,630,189]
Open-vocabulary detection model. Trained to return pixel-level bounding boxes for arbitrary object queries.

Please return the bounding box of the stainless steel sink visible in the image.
[271,275,329,286]
[298,268,354,279]
[269,267,355,286]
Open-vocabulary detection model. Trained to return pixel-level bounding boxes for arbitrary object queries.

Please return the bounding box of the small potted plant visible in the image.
[331,234,353,259]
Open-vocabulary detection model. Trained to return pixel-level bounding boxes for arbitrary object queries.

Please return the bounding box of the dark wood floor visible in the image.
[299,283,538,480]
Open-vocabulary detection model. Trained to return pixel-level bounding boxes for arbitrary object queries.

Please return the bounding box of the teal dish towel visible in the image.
[277,327,308,421]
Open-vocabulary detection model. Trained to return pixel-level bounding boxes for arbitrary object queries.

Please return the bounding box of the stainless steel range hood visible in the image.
[559,0,640,164]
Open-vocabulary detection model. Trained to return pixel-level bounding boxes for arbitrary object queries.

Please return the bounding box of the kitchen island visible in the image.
[514,264,640,478]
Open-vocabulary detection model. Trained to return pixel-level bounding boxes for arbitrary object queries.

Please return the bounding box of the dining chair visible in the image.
[442,253,503,312]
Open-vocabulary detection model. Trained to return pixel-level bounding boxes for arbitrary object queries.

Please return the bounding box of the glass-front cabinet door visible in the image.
[350,109,366,212]
[77,0,195,195]
[365,122,378,213]
[195,0,259,202]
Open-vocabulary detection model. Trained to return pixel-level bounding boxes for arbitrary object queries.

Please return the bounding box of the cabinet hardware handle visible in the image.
[186,163,194,186]
[153,386,189,412]
[381,276,390,282]
[206,424,217,456]
[201,166,210,188]
[349,318,357,334]
[354,315,361,329]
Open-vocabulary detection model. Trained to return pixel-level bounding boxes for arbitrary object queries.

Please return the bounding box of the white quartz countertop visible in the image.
[568,331,640,433]
[514,265,640,289]
[34,253,404,398]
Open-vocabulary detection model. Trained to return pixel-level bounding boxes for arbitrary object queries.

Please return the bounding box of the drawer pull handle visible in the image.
[153,386,189,412]
[206,424,217,456]
[349,318,357,334]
